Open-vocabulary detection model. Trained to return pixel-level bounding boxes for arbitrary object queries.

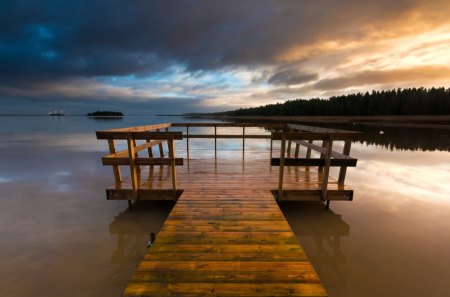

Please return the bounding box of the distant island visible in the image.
[86,111,124,117]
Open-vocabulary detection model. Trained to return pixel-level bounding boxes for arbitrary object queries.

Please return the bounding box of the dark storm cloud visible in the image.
[1,0,450,114]
[2,0,443,83]
[268,69,318,85]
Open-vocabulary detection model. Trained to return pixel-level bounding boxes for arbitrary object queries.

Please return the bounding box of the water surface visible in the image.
[0,116,449,297]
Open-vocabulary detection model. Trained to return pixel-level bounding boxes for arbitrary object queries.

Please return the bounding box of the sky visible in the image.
[1,0,450,115]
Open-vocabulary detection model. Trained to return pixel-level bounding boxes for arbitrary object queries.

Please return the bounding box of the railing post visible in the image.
[318,140,327,172]
[321,137,333,208]
[168,138,177,199]
[146,138,153,158]
[287,129,292,157]
[107,139,122,183]
[277,136,286,201]
[131,138,140,173]
[127,136,139,203]
[306,140,313,159]
[157,128,164,157]
[214,126,217,159]
[270,135,273,160]
[186,125,189,159]
[338,141,352,184]
[242,126,245,159]
[294,142,300,158]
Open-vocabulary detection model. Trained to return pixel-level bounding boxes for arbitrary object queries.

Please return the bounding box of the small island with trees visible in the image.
[86,111,124,117]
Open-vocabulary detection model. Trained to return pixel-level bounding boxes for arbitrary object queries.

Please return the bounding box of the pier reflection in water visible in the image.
[281,202,350,288]
[108,201,174,267]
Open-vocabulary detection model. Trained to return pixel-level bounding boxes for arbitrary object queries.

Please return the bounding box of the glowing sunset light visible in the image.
[1,0,449,114]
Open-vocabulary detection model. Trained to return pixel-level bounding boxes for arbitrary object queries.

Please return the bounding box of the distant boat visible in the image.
[48,110,65,116]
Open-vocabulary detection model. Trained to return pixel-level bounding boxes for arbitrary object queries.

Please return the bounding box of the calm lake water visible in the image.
[0,116,449,297]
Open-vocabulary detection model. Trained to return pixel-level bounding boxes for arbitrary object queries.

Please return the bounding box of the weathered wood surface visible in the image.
[123,188,327,297]
[106,155,352,201]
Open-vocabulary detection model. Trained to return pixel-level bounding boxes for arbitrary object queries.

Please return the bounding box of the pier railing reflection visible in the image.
[281,201,350,287]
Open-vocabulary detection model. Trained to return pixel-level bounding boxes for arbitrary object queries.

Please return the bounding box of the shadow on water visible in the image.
[280,201,350,287]
[109,201,174,266]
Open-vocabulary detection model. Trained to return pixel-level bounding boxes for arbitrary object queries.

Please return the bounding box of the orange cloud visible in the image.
[314,65,450,90]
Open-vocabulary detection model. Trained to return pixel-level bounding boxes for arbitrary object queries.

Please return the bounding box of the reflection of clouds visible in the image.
[0,177,11,183]
[51,171,73,192]
[348,143,450,202]
[0,133,107,152]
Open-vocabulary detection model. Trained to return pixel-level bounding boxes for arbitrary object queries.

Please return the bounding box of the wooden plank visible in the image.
[143,251,308,262]
[123,188,327,296]
[271,158,357,167]
[131,268,317,283]
[124,283,327,297]
[149,244,303,253]
[106,189,183,200]
[102,157,183,166]
[293,140,355,160]
[96,123,172,139]
[185,134,271,139]
[171,123,287,128]
[287,123,359,134]
[275,189,353,201]
[97,131,182,140]
[272,132,357,141]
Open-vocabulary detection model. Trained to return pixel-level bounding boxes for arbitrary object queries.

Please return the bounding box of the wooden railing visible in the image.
[271,124,360,207]
[171,122,285,158]
[97,122,360,208]
[96,123,183,206]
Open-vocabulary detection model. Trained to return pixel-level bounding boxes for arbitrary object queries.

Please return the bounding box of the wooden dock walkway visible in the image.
[96,122,361,296]
[124,188,327,297]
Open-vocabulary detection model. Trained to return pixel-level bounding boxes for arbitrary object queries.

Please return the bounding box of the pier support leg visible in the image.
[325,200,330,209]
[128,199,133,210]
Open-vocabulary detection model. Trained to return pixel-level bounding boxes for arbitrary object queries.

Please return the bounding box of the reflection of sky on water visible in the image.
[348,143,450,201]
[0,116,449,297]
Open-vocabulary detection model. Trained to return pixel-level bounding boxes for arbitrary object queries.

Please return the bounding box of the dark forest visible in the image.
[213,88,450,116]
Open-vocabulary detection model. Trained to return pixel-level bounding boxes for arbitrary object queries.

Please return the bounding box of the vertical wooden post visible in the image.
[107,139,122,184]
[242,126,245,159]
[338,141,352,184]
[294,143,300,158]
[157,129,164,157]
[146,139,153,157]
[168,138,177,199]
[306,140,313,159]
[127,137,139,202]
[277,137,286,201]
[321,137,333,207]
[287,129,293,157]
[270,136,273,160]
[186,125,189,159]
[214,126,217,159]
[132,138,140,173]
[318,140,327,172]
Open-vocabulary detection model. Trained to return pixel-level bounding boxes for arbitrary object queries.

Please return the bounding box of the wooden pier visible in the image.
[96,122,360,296]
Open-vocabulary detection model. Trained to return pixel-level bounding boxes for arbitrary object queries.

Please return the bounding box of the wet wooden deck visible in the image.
[124,187,327,297]
[96,122,361,297]
[107,151,353,202]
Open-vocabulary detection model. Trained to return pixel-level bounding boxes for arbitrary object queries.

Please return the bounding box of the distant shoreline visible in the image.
[183,115,450,128]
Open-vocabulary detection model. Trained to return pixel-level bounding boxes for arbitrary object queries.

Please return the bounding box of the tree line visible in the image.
[214,88,450,116]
